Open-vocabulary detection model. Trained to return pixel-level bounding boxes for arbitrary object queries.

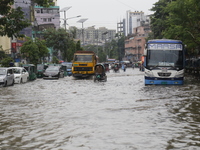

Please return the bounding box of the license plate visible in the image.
[161,82,167,84]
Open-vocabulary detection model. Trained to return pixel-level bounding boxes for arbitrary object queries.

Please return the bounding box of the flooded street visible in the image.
[0,68,200,150]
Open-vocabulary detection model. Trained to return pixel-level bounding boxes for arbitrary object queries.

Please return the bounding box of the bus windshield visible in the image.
[74,55,93,62]
[146,50,183,69]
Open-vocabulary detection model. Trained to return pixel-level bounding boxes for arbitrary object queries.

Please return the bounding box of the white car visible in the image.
[10,67,29,84]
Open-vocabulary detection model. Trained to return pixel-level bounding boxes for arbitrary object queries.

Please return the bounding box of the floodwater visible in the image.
[0,68,200,150]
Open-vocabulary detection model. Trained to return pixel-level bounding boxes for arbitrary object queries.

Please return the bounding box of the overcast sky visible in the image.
[57,0,159,30]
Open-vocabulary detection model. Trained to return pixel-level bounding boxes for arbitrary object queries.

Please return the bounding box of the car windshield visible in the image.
[74,55,93,62]
[13,68,21,74]
[0,69,6,75]
[66,63,72,68]
[46,66,59,71]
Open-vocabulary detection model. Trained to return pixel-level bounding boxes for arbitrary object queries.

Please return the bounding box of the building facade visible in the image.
[75,27,116,45]
[0,36,11,55]
[9,0,60,62]
[125,22,151,62]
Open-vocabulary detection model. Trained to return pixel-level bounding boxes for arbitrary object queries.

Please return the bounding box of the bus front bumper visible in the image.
[145,77,184,85]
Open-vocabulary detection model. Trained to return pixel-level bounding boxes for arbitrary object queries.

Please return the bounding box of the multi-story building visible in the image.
[9,0,59,62]
[34,2,60,32]
[125,21,151,62]
[117,10,150,37]
[126,11,146,36]
[76,27,116,45]
[117,19,126,36]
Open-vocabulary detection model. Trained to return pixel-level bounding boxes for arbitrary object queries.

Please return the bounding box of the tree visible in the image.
[43,28,81,62]
[150,0,173,39]
[0,49,7,61]
[98,48,106,62]
[35,39,49,63]
[117,35,125,61]
[1,57,14,67]
[163,0,200,55]
[0,0,53,38]
[20,37,48,65]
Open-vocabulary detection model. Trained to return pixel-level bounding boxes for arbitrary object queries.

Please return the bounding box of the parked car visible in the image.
[43,65,65,79]
[10,67,29,84]
[0,67,15,87]
[62,62,72,76]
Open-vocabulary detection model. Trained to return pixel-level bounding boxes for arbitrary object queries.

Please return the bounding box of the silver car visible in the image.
[0,68,15,87]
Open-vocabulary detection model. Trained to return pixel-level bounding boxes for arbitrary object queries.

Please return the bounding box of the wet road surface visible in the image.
[0,68,200,150]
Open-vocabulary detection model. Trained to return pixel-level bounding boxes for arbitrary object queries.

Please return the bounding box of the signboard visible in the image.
[11,43,16,53]
[17,43,23,47]
[148,44,182,50]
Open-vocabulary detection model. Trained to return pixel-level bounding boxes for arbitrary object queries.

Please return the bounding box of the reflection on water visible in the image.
[0,69,200,150]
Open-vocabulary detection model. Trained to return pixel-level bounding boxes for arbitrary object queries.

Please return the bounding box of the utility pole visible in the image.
[77,18,88,45]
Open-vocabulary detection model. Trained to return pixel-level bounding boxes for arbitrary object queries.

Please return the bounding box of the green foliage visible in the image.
[0,50,7,61]
[20,37,49,65]
[0,0,53,38]
[52,56,59,64]
[150,0,171,39]
[163,0,200,54]
[150,0,200,56]
[0,4,30,38]
[98,48,106,62]
[43,28,81,62]
[1,57,14,67]
[82,36,124,62]
[35,39,49,63]
[76,41,83,51]
[34,0,54,7]
[117,35,125,61]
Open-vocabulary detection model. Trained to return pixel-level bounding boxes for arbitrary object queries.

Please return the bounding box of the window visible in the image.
[8,69,13,74]
[48,18,52,22]
[43,18,47,22]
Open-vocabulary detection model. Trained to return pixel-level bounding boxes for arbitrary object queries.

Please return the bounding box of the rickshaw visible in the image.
[22,64,37,81]
[104,63,110,72]
[36,64,48,78]
[94,64,107,82]
[113,63,120,73]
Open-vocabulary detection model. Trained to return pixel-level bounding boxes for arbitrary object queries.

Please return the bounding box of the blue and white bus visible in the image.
[144,39,185,85]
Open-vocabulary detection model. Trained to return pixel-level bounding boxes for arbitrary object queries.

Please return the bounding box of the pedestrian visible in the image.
[122,63,126,72]
[132,63,135,69]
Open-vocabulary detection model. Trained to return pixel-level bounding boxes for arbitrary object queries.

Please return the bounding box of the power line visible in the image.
[115,0,136,11]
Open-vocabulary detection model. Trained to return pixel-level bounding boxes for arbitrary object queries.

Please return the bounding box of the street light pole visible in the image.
[61,15,81,30]
[60,6,72,31]
[77,18,88,45]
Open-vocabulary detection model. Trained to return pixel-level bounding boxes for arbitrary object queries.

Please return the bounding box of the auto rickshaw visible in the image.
[94,63,107,82]
[22,64,37,81]
[113,63,120,73]
[36,64,48,78]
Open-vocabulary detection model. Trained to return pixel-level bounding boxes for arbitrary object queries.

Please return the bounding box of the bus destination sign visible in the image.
[148,44,182,50]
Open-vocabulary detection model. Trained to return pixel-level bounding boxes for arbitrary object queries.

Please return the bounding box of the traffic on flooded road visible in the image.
[0,68,200,150]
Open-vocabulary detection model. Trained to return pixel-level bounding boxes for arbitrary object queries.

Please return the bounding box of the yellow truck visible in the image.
[72,51,98,78]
